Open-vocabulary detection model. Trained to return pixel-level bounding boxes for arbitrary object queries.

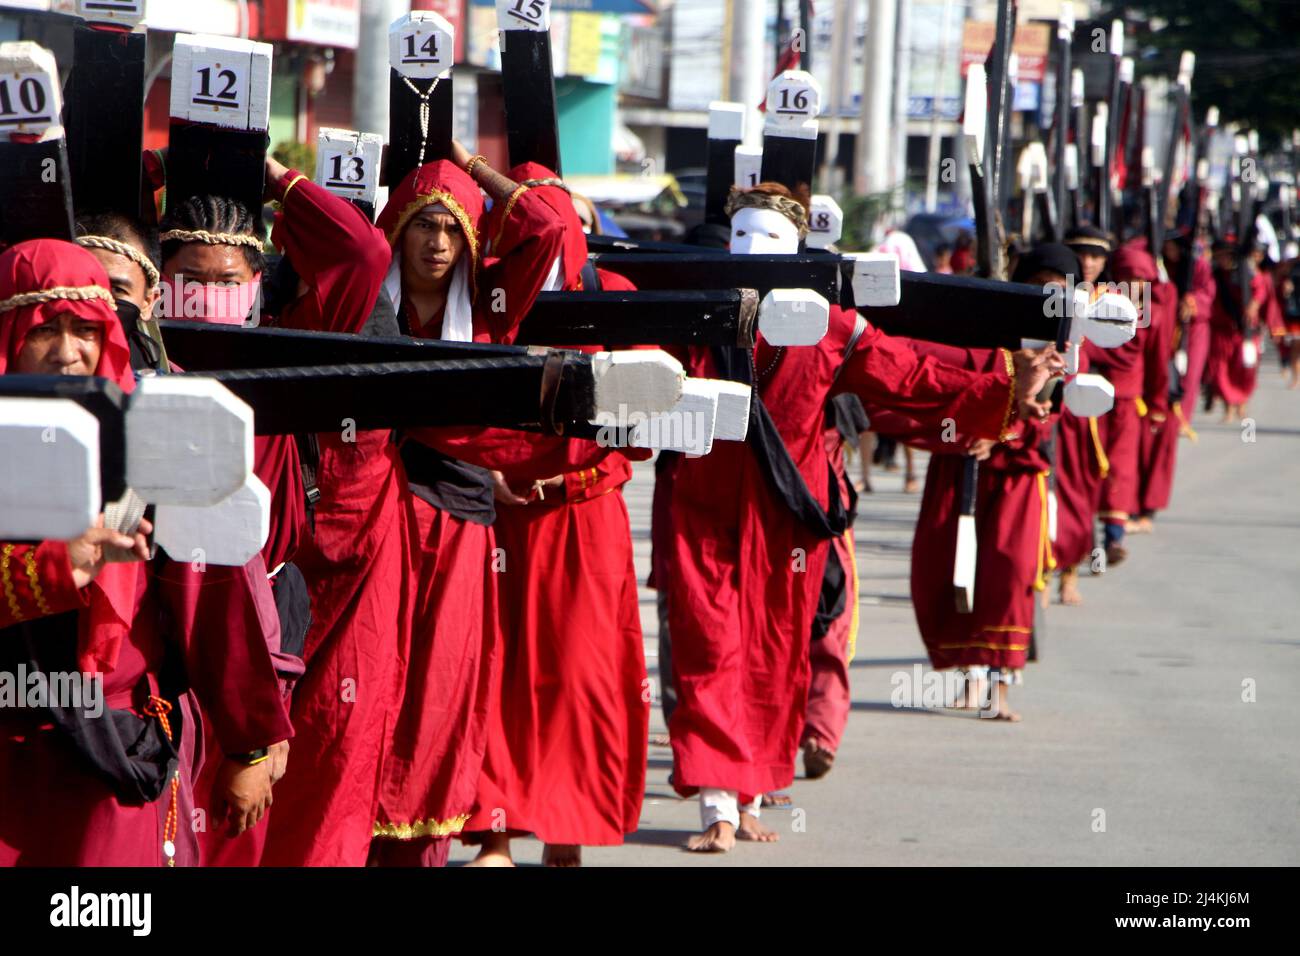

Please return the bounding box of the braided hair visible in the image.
[159,195,265,274]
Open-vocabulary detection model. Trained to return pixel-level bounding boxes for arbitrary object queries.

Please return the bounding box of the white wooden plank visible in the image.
[0,41,63,140]
[847,252,901,307]
[758,288,829,346]
[125,376,252,507]
[153,474,270,567]
[590,349,684,418]
[0,399,100,540]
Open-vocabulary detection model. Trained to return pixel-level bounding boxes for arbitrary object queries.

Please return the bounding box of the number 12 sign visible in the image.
[170,34,272,132]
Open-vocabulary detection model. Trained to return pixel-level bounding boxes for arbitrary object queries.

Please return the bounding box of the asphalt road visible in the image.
[450,366,1300,867]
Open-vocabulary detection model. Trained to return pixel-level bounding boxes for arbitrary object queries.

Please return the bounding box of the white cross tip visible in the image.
[153,473,270,568]
[591,349,684,418]
[629,379,718,457]
[0,399,100,540]
[759,289,829,347]
[1077,290,1138,348]
[848,253,901,308]
[1064,373,1116,417]
[126,376,253,507]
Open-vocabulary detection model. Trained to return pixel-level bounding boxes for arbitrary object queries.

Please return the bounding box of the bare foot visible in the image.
[542,843,582,867]
[802,739,835,779]
[903,475,921,494]
[649,733,671,748]
[761,791,792,808]
[981,683,1021,722]
[464,832,515,867]
[950,672,988,710]
[686,821,736,853]
[1059,567,1083,606]
[737,812,780,842]
[1126,516,1154,535]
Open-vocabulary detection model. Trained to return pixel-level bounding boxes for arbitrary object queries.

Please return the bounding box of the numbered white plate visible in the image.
[734,146,763,190]
[806,195,843,249]
[763,70,821,139]
[0,41,62,138]
[170,34,272,132]
[75,0,144,28]
[496,0,550,31]
[389,11,454,80]
[315,128,383,205]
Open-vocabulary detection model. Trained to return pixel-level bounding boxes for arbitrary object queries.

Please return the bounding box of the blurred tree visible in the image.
[272,141,317,176]
[1104,0,1300,143]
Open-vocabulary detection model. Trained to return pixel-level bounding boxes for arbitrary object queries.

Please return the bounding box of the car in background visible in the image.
[904,213,976,269]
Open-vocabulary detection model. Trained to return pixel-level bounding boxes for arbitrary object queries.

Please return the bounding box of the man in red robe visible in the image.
[1134,253,1181,532]
[1054,226,1113,603]
[903,243,1082,721]
[365,149,568,867]
[459,164,649,867]
[0,239,291,866]
[1206,240,1272,422]
[1083,242,1159,567]
[667,184,1062,852]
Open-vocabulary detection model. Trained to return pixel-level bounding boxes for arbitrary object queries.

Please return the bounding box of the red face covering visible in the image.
[0,239,140,675]
[377,160,485,299]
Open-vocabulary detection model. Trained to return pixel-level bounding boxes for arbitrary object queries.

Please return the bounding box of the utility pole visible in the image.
[730,0,768,148]
[893,0,913,223]
[924,0,954,212]
[858,0,898,198]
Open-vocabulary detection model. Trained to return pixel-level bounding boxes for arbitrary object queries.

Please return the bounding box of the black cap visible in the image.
[1012,242,1082,283]
[1064,223,1113,254]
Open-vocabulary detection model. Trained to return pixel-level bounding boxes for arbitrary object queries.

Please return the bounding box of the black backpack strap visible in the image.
[579,260,601,291]
[294,432,322,524]
[713,344,848,541]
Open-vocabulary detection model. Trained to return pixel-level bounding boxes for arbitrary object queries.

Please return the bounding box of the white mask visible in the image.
[729,206,800,255]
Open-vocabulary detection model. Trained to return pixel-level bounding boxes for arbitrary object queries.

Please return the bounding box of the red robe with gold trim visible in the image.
[667,308,1015,799]
[256,173,401,868]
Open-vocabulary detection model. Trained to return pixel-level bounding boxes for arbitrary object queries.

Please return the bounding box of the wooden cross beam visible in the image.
[154,319,688,432]
[167,33,273,223]
[63,1,147,220]
[588,250,1078,349]
[386,10,455,190]
[0,42,74,245]
[497,0,561,173]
